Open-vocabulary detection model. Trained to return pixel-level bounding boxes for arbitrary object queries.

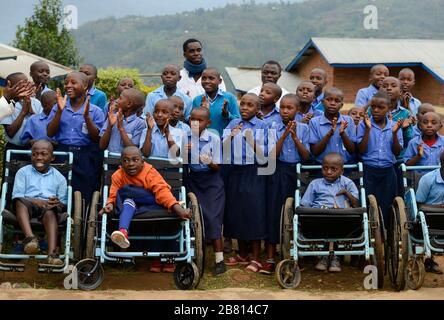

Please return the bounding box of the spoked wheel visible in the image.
[275,259,301,289]
[368,195,384,289]
[75,258,104,291]
[188,192,204,279]
[85,191,100,259]
[72,191,83,261]
[279,197,294,260]
[174,262,200,290]
[406,257,426,290]
[388,197,409,291]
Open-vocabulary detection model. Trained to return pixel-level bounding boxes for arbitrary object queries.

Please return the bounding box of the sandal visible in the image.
[246,260,262,273]
[225,254,250,266]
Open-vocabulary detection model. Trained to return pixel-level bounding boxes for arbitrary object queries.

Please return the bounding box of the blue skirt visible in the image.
[363,165,397,226]
[223,165,266,241]
[266,161,297,244]
[57,143,103,205]
[186,169,225,240]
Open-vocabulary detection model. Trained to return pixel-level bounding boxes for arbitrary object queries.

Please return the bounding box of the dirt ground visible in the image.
[2,245,444,300]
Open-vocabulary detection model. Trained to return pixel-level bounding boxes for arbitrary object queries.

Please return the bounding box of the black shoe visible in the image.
[425,258,443,274]
[214,261,227,275]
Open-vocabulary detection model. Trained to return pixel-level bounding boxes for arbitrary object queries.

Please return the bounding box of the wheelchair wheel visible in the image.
[388,197,409,291]
[406,257,425,290]
[188,192,204,277]
[72,191,83,261]
[368,195,384,289]
[280,197,294,260]
[75,258,104,291]
[85,191,99,259]
[174,262,200,290]
[275,259,301,289]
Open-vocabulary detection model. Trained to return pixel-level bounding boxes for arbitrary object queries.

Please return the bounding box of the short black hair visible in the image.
[280,93,300,106]
[183,38,202,52]
[371,91,390,104]
[191,107,210,119]
[370,64,388,75]
[80,63,98,76]
[6,72,26,85]
[30,60,49,72]
[323,152,344,166]
[261,60,282,73]
[324,87,344,100]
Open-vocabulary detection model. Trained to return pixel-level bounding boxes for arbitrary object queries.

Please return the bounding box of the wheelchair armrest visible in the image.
[418,205,444,214]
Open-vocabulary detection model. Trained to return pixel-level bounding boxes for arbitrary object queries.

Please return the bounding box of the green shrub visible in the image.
[95,67,158,99]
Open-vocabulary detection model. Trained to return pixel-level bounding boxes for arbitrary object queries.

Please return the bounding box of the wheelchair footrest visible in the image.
[0,261,25,272]
[37,263,65,272]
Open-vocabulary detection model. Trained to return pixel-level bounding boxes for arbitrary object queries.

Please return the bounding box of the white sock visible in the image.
[215,252,224,263]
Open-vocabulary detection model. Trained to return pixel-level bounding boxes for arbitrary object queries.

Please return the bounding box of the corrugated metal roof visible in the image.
[286,37,444,83]
[0,43,72,81]
[225,67,301,93]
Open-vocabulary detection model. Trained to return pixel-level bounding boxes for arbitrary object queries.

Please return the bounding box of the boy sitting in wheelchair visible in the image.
[300,152,359,272]
[99,146,191,249]
[415,150,444,274]
[11,140,67,265]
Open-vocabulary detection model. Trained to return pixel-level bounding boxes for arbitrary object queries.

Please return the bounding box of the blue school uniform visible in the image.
[408,97,421,116]
[357,117,403,223]
[295,106,323,123]
[144,86,193,120]
[139,124,183,159]
[355,84,378,107]
[12,165,68,204]
[262,106,281,128]
[1,98,43,147]
[192,89,240,136]
[185,129,224,240]
[99,113,146,153]
[222,117,268,241]
[416,169,444,205]
[265,120,310,244]
[47,99,105,205]
[403,135,444,171]
[300,176,358,208]
[311,92,325,112]
[172,120,191,137]
[309,114,356,164]
[88,87,107,112]
[412,125,421,138]
[20,112,53,145]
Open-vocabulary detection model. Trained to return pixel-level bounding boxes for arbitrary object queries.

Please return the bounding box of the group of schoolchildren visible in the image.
[1,38,444,277]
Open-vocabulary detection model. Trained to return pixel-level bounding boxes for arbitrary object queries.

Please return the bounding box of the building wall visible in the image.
[291,51,444,105]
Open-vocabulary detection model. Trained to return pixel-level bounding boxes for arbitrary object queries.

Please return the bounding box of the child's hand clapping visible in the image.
[302,113,314,124]
[83,96,91,119]
[339,120,348,135]
[392,119,403,133]
[417,142,424,157]
[146,112,155,130]
[108,108,117,127]
[364,113,371,129]
[56,88,67,111]
[221,99,229,118]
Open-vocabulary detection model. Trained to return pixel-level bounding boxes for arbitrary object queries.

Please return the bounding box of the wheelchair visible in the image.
[388,164,442,291]
[0,149,82,274]
[75,151,205,290]
[276,163,385,289]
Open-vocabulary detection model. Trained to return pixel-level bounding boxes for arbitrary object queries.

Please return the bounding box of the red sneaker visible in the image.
[111,229,130,249]
[150,259,162,273]
[162,263,175,273]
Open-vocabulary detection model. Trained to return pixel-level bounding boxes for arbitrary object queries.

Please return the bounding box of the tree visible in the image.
[12,0,80,67]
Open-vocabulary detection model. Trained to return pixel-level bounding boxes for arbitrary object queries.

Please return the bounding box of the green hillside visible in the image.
[73,0,444,82]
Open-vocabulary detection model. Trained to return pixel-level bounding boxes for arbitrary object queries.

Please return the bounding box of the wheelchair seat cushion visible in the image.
[419,205,444,214]
[2,209,68,229]
[295,206,366,216]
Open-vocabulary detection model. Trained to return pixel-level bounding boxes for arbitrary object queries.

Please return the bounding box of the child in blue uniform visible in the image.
[185,107,226,275]
[222,93,268,273]
[99,88,146,153]
[47,72,105,205]
[404,112,444,171]
[355,64,389,107]
[301,153,359,272]
[309,68,328,112]
[192,68,240,136]
[145,65,192,120]
[413,104,436,138]
[139,99,182,159]
[295,81,322,123]
[20,90,57,146]
[169,96,191,136]
[309,87,356,164]
[398,68,421,116]
[357,92,403,225]
[79,64,107,112]
[30,61,52,101]
[258,82,282,128]
[261,94,310,274]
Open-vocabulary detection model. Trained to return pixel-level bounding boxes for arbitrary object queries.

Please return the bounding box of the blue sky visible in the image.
[1,0,303,44]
